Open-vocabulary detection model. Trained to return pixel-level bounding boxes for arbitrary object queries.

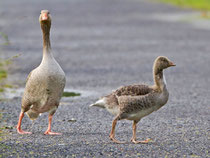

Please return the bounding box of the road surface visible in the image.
[0,0,209,157]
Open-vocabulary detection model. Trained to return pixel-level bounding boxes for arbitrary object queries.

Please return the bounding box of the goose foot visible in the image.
[44,130,62,135]
[17,128,32,134]
[17,112,32,134]
[44,115,61,135]
[109,134,125,144]
[109,117,126,144]
[131,138,151,144]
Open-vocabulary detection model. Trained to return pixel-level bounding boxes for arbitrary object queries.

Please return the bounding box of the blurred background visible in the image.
[0,0,210,92]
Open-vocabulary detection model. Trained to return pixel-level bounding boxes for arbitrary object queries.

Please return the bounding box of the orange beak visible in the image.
[169,61,176,67]
[41,13,48,21]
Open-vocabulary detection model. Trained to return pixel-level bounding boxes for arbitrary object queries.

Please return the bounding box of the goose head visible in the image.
[39,10,51,29]
[153,56,175,74]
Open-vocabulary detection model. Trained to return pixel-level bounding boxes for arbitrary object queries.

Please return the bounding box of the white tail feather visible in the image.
[89,98,106,108]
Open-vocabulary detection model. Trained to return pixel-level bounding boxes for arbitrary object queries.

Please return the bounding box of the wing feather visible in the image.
[114,84,153,97]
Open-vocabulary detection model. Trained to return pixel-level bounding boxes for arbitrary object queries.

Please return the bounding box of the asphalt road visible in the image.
[0,0,209,157]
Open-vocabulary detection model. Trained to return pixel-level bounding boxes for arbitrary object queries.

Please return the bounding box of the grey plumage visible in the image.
[22,57,66,120]
[17,10,66,135]
[21,11,66,120]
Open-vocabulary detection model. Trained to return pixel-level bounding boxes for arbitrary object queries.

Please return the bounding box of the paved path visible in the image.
[0,0,209,157]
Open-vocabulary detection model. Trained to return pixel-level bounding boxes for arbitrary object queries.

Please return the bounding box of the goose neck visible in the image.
[42,32,51,53]
[41,23,51,53]
[153,69,167,91]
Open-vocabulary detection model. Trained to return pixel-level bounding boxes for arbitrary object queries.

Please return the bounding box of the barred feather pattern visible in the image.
[114,85,152,96]
[103,83,168,121]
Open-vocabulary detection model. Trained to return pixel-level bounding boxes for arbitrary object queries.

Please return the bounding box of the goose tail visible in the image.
[89,98,106,108]
[26,110,40,121]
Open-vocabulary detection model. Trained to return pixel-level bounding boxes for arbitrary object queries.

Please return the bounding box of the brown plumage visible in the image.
[90,56,175,144]
[16,10,66,135]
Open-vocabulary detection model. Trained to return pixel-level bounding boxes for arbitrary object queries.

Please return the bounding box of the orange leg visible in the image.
[131,120,150,144]
[17,112,32,134]
[44,115,61,135]
[109,118,125,144]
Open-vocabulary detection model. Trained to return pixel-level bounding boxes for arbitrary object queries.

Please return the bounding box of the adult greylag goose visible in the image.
[17,10,66,135]
[90,56,175,144]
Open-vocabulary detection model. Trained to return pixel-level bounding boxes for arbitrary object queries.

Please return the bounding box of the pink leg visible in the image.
[44,115,61,135]
[109,118,125,144]
[17,112,32,134]
[131,120,150,144]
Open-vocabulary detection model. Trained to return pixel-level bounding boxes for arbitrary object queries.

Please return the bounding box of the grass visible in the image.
[0,33,19,93]
[0,61,8,93]
[0,32,10,93]
[159,0,210,10]
[0,70,7,79]
[62,91,81,97]
[0,32,9,46]
[0,58,11,93]
[159,0,210,17]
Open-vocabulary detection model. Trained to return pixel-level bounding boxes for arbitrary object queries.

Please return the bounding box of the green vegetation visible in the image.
[0,32,9,45]
[0,60,8,93]
[0,70,7,79]
[0,32,10,93]
[0,56,17,93]
[62,91,81,97]
[159,0,210,10]
[0,31,19,93]
[0,56,19,94]
[159,0,210,17]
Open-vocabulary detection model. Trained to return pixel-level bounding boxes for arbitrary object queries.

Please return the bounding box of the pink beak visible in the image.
[169,61,176,66]
[41,13,48,21]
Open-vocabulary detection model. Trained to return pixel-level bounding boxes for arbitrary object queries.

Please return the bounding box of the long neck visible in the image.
[41,23,52,57]
[153,66,167,91]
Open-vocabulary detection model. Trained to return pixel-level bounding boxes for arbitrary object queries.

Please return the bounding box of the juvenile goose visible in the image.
[90,56,175,143]
[17,10,66,135]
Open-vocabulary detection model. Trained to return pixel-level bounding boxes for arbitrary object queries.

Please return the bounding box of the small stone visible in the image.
[68,118,77,122]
